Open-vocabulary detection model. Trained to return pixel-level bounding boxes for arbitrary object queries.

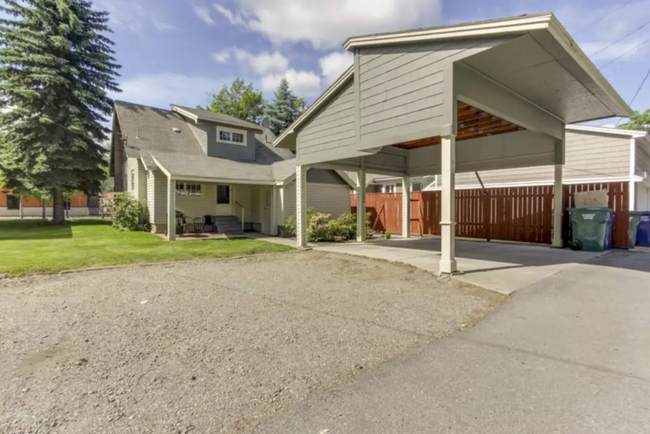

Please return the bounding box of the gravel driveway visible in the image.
[0,251,504,433]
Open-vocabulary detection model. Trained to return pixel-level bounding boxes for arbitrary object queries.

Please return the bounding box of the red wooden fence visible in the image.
[351,182,630,248]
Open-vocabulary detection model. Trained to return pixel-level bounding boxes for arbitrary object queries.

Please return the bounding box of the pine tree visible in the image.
[265,78,303,136]
[0,0,120,224]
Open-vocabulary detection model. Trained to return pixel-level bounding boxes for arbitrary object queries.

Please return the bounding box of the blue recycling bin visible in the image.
[605,210,615,250]
[637,212,650,247]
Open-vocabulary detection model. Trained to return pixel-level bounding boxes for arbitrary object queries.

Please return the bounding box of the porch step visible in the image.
[213,216,246,237]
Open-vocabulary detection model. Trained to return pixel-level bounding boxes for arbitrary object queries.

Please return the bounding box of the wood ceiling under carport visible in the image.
[393,102,523,150]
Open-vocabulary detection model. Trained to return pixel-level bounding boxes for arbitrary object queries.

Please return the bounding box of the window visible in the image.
[217,185,230,204]
[176,182,202,197]
[217,127,246,145]
[6,195,20,210]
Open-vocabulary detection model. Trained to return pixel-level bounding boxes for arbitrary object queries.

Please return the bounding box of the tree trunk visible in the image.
[42,200,46,220]
[19,195,24,219]
[51,190,66,224]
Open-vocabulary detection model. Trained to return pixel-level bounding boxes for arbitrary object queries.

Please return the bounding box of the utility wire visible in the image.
[616,65,650,126]
[574,2,633,35]
[589,18,650,58]
[599,37,650,69]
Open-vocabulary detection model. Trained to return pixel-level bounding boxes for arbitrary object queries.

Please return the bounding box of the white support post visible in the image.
[402,176,411,239]
[357,169,366,242]
[440,134,457,274]
[296,165,307,247]
[629,137,636,211]
[552,135,565,248]
[167,177,176,241]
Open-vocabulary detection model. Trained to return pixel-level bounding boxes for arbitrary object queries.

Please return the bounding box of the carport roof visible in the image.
[275,13,632,150]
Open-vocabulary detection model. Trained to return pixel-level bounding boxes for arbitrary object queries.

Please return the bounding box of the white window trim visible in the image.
[217,126,247,146]
[176,182,203,197]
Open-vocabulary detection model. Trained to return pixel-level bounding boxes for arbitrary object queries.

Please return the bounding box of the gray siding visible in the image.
[190,121,257,161]
[453,131,632,187]
[279,182,351,224]
[307,169,348,185]
[358,39,503,148]
[176,183,217,219]
[636,143,650,175]
[297,81,356,161]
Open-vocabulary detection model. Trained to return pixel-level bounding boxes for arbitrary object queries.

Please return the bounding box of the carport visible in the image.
[274,13,632,274]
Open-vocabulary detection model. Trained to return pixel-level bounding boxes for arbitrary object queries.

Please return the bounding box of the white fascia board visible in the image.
[274,67,354,148]
[566,124,647,138]
[343,13,552,50]
[426,176,634,191]
[169,105,199,123]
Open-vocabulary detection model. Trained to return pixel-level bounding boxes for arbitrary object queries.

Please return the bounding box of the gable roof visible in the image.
[112,100,354,187]
[170,105,264,132]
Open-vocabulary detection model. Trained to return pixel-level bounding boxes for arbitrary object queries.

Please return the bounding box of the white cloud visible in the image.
[114,73,233,109]
[261,69,322,97]
[232,49,289,74]
[212,0,442,49]
[192,3,215,26]
[214,4,246,26]
[152,18,180,33]
[213,50,231,63]
[319,51,353,85]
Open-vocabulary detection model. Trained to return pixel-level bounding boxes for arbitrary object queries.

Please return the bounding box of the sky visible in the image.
[100,0,650,126]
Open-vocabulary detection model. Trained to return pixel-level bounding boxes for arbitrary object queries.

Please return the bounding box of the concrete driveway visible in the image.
[251,249,650,433]
[316,237,604,294]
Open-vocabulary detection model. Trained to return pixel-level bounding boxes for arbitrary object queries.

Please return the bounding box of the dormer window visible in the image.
[217,126,246,145]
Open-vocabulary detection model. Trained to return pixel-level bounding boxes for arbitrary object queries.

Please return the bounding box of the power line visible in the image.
[589,18,650,58]
[574,2,633,35]
[599,37,650,69]
[616,65,650,126]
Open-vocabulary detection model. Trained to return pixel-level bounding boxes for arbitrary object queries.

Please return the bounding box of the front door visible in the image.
[216,185,232,216]
[260,188,272,234]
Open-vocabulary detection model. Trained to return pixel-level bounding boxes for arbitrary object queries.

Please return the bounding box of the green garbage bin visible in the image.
[629,211,644,248]
[568,207,614,252]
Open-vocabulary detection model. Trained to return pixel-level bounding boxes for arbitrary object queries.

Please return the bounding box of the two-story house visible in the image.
[110,101,355,239]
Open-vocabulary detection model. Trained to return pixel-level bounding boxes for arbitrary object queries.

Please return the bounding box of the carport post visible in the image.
[357,168,367,242]
[296,165,307,247]
[402,176,411,238]
[167,177,176,241]
[440,134,457,274]
[552,136,565,248]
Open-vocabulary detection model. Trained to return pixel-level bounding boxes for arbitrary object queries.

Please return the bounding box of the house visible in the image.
[273,13,632,273]
[0,190,96,217]
[109,101,354,239]
[425,125,650,211]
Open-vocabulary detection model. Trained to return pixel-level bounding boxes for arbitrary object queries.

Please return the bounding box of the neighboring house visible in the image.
[424,125,650,211]
[0,190,96,217]
[365,175,429,193]
[109,101,354,238]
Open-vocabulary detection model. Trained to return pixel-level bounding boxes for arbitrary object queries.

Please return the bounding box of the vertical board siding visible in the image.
[353,182,630,248]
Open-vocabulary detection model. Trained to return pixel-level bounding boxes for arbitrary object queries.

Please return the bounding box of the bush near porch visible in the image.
[0,219,292,276]
[284,208,373,242]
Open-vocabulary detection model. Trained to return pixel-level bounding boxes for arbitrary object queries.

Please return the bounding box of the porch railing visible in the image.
[234,201,245,230]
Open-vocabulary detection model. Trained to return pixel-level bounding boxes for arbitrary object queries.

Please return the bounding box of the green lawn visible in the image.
[0,219,293,276]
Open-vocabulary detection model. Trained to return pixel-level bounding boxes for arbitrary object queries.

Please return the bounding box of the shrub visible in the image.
[336,212,357,239]
[308,212,334,242]
[283,207,317,237]
[385,230,391,240]
[110,193,150,232]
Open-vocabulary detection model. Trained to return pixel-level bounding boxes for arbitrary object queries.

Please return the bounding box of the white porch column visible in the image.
[167,177,176,241]
[440,134,457,274]
[552,136,565,248]
[357,169,367,242]
[629,137,637,211]
[296,165,307,247]
[402,176,411,238]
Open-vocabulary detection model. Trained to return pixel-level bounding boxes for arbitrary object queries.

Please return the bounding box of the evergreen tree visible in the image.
[202,78,265,124]
[265,78,303,136]
[0,0,121,224]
